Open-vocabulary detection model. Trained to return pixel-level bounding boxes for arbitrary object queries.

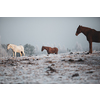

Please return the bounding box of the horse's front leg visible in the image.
[15,52,16,57]
[89,41,92,54]
[13,51,15,57]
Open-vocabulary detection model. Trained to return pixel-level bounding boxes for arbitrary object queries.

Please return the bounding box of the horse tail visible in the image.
[20,46,25,56]
[55,48,58,54]
[21,51,25,56]
[21,51,23,55]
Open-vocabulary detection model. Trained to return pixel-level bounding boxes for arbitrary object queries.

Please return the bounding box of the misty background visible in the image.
[0,17,100,56]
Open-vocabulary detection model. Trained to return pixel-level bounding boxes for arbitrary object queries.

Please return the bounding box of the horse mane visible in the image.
[7,44,10,47]
[42,46,51,49]
[43,46,49,48]
[42,46,57,49]
[80,25,96,31]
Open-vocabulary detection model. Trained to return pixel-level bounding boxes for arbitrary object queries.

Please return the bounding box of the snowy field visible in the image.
[0,51,100,84]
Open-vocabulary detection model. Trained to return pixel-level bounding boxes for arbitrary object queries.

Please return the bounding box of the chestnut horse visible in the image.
[41,46,58,54]
[76,25,100,53]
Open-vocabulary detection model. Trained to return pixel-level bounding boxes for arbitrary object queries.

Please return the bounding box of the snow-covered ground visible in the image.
[0,51,100,84]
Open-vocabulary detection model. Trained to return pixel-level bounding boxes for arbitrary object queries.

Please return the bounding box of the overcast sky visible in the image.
[0,17,100,51]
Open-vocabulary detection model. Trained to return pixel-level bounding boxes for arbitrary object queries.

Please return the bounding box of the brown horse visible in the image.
[41,46,58,54]
[75,25,100,53]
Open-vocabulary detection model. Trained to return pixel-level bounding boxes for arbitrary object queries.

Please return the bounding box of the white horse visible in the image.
[7,44,25,57]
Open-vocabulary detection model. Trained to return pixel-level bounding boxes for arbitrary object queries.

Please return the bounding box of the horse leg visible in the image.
[15,52,16,57]
[20,52,22,56]
[23,51,25,56]
[55,51,57,54]
[47,51,49,54]
[89,41,92,53]
[22,51,25,56]
[13,51,15,57]
[47,52,49,56]
[21,51,23,56]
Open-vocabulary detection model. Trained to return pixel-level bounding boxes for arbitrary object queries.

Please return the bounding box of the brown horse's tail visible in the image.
[57,48,58,54]
[55,48,58,54]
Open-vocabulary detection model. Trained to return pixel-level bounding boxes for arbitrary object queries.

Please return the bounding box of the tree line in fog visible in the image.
[0,44,35,57]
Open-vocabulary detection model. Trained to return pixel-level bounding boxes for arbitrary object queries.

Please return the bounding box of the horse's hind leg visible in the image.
[55,51,58,54]
[23,52,25,56]
[56,49,58,54]
[21,51,25,56]
[20,51,23,56]
[20,53,22,56]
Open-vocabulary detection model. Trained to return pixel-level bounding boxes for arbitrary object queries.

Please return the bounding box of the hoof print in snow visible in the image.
[72,73,79,77]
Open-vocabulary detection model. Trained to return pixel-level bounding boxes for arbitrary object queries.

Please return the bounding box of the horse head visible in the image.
[76,25,82,36]
[7,44,10,50]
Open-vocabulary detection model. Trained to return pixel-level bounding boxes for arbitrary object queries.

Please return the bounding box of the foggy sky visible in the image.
[0,17,100,51]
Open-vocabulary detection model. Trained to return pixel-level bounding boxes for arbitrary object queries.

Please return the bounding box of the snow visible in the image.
[0,51,100,84]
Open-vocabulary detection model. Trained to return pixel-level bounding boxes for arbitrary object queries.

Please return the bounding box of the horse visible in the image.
[7,44,25,57]
[75,25,100,53]
[41,46,58,54]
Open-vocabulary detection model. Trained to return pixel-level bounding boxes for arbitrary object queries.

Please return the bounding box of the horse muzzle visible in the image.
[75,33,78,36]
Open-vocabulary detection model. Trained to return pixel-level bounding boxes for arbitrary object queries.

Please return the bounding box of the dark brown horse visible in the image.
[76,25,100,53]
[41,46,58,54]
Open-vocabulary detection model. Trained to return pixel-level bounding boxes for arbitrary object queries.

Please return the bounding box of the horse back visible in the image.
[88,29,100,42]
[20,46,24,50]
[17,45,24,52]
[54,47,58,51]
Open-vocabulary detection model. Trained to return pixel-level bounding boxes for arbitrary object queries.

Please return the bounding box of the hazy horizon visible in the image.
[0,17,100,52]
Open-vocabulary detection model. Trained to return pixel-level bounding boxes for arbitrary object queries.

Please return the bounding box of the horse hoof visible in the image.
[85,52,89,55]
